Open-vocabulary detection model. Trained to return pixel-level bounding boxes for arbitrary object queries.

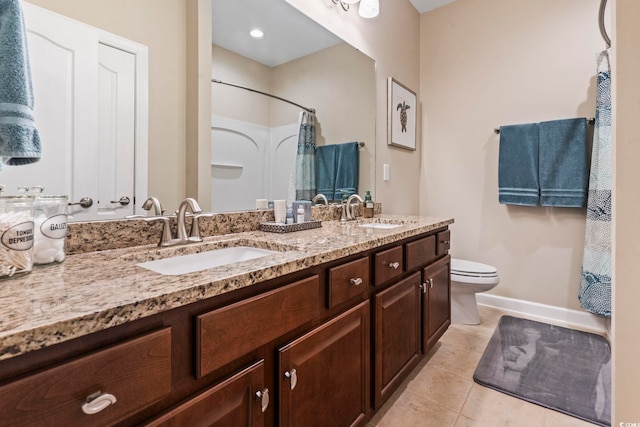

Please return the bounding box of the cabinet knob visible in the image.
[81,391,117,415]
[388,262,400,269]
[284,368,298,390]
[428,278,434,288]
[255,388,269,413]
[419,283,427,294]
[349,277,363,286]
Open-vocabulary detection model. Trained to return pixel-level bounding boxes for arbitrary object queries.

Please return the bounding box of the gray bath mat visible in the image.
[473,316,610,426]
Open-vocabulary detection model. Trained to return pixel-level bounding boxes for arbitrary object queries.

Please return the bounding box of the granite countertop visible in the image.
[0,215,453,361]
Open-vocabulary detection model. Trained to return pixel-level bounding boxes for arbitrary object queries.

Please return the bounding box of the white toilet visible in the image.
[450,259,500,325]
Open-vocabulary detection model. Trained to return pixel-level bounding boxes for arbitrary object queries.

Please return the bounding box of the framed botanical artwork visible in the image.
[387,77,417,150]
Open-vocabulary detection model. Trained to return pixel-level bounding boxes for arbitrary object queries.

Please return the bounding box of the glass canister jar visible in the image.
[0,195,35,278]
[33,195,68,265]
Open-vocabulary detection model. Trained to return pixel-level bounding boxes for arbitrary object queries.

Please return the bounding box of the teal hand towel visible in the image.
[539,118,589,207]
[334,142,359,197]
[498,124,539,206]
[0,0,41,168]
[316,144,337,201]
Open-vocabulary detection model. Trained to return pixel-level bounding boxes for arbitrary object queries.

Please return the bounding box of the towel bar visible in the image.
[494,118,595,134]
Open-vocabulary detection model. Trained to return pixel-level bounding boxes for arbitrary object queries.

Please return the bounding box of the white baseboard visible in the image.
[476,293,610,338]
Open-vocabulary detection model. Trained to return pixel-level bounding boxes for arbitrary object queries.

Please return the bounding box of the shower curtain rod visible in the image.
[599,0,611,48]
[212,79,316,114]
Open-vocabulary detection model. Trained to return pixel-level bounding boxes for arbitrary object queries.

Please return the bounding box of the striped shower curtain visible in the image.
[294,111,317,201]
[579,49,612,317]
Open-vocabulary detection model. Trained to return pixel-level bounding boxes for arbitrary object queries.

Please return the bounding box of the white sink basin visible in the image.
[358,223,402,229]
[137,246,280,275]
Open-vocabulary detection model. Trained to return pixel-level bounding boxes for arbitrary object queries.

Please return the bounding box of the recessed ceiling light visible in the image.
[249,29,264,39]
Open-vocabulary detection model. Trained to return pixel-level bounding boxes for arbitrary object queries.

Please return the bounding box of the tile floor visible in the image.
[368,306,597,427]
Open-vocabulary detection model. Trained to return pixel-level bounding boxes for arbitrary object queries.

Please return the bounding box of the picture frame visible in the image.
[387,77,417,150]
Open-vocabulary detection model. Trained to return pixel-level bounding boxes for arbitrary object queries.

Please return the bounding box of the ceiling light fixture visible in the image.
[358,0,379,18]
[249,29,264,39]
[331,0,379,18]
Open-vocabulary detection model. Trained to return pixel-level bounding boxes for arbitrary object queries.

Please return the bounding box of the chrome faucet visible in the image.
[346,194,364,220]
[142,196,165,216]
[312,193,328,205]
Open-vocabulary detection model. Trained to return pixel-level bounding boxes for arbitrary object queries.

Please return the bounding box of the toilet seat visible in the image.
[451,259,498,278]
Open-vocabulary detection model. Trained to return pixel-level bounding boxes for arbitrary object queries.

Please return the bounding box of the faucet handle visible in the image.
[189,213,213,241]
[140,216,174,246]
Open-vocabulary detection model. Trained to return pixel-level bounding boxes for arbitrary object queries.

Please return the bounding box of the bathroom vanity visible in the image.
[0,215,452,426]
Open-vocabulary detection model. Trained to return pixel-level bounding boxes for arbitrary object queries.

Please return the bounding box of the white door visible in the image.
[97,43,136,219]
[1,3,98,217]
[0,3,145,221]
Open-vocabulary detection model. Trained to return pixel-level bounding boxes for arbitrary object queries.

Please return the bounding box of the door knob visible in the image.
[111,196,131,206]
[68,197,93,208]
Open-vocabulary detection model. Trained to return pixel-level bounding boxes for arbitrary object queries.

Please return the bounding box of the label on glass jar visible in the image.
[1,221,35,251]
[40,214,68,239]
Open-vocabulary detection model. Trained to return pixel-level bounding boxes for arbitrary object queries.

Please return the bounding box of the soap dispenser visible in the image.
[364,191,374,218]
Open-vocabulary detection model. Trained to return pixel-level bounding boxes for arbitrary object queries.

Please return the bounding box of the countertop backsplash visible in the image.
[66,203,382,255]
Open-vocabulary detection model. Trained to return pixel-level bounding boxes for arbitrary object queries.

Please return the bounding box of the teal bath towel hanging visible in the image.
[0,0,41,169]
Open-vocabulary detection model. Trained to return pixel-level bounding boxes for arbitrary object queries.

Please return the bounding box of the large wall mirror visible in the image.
[6,0,375,220]
[211,0,376,212]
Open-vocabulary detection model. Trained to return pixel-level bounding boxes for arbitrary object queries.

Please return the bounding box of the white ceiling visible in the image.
[212,0,458,68]
[409,0,457,13]
[212,0,342,68]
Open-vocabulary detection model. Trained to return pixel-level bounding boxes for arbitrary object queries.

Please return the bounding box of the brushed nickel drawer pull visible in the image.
[255,388,269,412]
[388,262,400,269]
[285,368,298,390]
[81,391,117,415]
[419,283,427,294]
[428,278,434,288]
[350,277,363,286]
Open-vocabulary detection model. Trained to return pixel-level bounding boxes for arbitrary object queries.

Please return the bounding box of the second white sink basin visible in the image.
[358,223,402,229]
[137,246,280,275]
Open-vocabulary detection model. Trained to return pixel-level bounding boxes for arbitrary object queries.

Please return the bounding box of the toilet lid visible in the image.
[451,259,497,276]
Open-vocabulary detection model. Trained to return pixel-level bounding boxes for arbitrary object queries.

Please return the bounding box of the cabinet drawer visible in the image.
[437,230,451,255]
[197,275,322,378]
[405,235,437,271]
[327,257,370,308]
[0,328,172,427]
[374,246,404,286]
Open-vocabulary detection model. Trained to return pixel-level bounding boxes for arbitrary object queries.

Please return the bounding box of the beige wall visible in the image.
[212,45,273,127]
[272,43,376,195]
[212,43,376,198]
[26,0,187,213]
[613,0,640,422]
[420,0,603,311]
[286,0,421,214]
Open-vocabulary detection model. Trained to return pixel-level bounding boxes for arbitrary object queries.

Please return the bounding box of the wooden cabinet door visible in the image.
[422,255,451,353]
[278,301,370,427]
[144,360,267,427]
[373,272,421,409]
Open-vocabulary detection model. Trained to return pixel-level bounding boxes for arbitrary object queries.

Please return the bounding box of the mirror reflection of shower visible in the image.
[211,0,376,213]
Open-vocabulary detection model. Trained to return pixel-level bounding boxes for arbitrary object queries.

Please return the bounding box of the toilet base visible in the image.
[451,292,480,325]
